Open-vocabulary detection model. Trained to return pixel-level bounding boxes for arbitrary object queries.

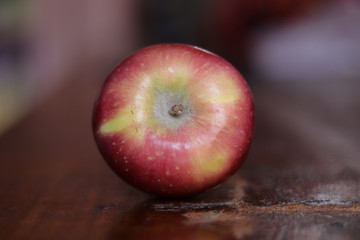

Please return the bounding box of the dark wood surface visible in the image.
[1,70,359,240]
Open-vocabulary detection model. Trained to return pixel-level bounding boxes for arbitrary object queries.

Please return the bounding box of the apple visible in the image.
[93,43,254,197]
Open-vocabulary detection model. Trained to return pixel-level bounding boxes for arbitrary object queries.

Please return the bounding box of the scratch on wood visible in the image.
[152,202,234,212]
[95,204,116,211]
[152,200,360,215]
[235,201,360,214]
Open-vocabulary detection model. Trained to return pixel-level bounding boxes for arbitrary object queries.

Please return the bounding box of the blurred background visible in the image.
[1,1,360,239]
[0,0,359,134]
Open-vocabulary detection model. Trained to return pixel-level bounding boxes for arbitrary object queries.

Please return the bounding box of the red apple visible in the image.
[93,43,254,197]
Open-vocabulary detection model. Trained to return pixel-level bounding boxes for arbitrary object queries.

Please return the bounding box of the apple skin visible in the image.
[93,43,254,197]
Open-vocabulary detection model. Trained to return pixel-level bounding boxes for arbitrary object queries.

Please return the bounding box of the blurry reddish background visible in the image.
[0,0,359,134]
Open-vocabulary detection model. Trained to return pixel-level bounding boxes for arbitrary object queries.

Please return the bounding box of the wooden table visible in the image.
[1,70,359,239]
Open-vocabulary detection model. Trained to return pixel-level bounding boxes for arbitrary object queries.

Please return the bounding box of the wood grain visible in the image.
[1,70,359,240]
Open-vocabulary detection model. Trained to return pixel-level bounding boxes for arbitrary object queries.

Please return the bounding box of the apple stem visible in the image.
[168,104,184,117]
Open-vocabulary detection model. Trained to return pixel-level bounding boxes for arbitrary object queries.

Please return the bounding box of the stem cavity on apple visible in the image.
[153,91,193,130]
[168,104,185,117]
